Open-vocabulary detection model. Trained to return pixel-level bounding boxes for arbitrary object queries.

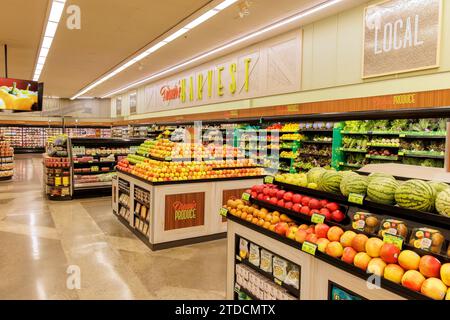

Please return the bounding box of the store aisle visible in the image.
[0,155,227,299]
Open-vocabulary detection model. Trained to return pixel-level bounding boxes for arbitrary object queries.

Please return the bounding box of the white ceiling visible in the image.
[0,0,367,99]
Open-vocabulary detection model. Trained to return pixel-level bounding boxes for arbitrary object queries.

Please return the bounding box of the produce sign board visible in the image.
[241,193,250,201]
[311,213,325,224]
[219,207,228,217]
[264,176,274,184]
[164,192,205,230]
[363,0,442,78]
[301,241,317,256]
[348,193,365,205]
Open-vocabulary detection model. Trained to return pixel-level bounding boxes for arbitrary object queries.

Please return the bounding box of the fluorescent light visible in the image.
[48,0,65,22]
[163,28,189,43]
[70,0,237,99]
[44,21,58,38]
[101,0,342,98]
[215,0,238,10]
[42,37,53,49]
[184,10,219,29]
[33,0,66,81]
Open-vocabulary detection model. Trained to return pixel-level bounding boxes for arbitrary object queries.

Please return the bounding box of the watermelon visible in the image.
[435,188,450,217]
[428,181,450,195]
[307,167,326,184]
[319,171,343,194]
[340,174,368,197]
[367,177,399,205]
[395,179,436,212]
[367,172,395,184]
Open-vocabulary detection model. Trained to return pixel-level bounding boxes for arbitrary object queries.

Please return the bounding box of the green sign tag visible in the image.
[242,193,250,201]
[383,233,404,250]
[264,176,274,184]
[165,157,172,161]
[311,213,325,224]
[399,134,406,138]
[348,193,364,205]
[236,255,242,261]
[398,152,404,156]
[219,207,228,217]
[234,283,241,294]
[274,278,282,286]
[302,241,317,256]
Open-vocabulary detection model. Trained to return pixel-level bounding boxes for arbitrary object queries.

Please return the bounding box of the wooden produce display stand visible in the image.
[226,217,406,300]
[225,167,450,300]
[112,170,263,250]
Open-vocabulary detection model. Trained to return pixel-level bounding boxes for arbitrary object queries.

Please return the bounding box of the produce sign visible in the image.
[0,78,42,112]
[165,192,205,230]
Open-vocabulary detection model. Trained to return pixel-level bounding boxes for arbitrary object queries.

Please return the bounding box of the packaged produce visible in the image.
[273,256,288,282]
[351,212,380,234]
[260,250,273,273]
[408,227,445,254]
[378,219,408,238]
[239,238,249,259]
[284,264,300,289]
[249,243,260,267]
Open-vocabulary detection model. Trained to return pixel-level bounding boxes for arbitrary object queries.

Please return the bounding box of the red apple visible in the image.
[314,223,330,239]
[283,192,293,202]
[274,222,289,236]
[320,199,329,207]
[257,193,265,201]
[269,197,278,205]
[269,188,278,197]
[292,203,302,213]
[419,255,441,278]
[276,190,286,200]
[300,206,310,216]
[310,209,320,217]
[306,233,318,244]
[379,243,401,264]
[255,185,264,193]
[326,202,340,212]
[264,196,271,202]
[342,247,357,264]
[277,199,285,207]
[251,185,259,192]
[331,210,345,222]
[292,194,302,204]
[309,199,320,209]
[305,227,315,234]
[284,202,293,210]
[263,187,270,195]
[301,196,311,206]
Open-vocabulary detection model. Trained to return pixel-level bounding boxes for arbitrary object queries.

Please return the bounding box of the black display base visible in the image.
[46,194,72,201]
[0,176,13,181]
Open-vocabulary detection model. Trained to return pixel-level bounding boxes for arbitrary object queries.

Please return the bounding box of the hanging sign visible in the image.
[363,0,442,78]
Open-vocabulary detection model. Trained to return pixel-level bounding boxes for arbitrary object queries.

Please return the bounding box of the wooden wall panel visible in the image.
[164,192,205,230]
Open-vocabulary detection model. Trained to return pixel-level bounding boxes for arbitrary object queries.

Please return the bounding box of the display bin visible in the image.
[114,170,263,250]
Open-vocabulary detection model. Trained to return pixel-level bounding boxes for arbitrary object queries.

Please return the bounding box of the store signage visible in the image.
[383,233,404,250]
[393,93,416,105]
[363,0,442,78]
[139,30,302,112]
[160,85,181,102]
[311,213,325,224]
[348,193,364,205]
[173,201,197,221]
[165,192,205,230]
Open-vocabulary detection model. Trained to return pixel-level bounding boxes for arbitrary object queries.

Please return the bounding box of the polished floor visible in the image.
[0,155,227,299]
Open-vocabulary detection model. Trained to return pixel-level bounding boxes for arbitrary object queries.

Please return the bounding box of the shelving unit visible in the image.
[0,139,14,181]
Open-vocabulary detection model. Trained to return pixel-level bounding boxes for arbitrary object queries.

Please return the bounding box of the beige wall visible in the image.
[119,0,450,120]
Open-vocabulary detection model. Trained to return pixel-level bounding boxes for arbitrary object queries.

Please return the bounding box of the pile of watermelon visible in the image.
[304,167,450,217]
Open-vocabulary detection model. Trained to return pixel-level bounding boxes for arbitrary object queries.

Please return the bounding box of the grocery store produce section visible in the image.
[111,138,265,249]
[223,166,450,300]
[0,125,111,153]
[0,137,14,180]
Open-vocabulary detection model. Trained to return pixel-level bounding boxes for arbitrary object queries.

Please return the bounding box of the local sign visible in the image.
[363,0,442,78]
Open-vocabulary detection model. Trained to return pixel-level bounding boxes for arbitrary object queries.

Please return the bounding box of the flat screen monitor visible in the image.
[0,78,43,112]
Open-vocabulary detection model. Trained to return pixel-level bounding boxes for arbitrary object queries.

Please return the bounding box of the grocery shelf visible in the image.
[400,133,446,139]
[73,170,115,175]
[269,177,450,229]
[74,181,112,189]
[367,144,400,148]
[366,155,399,160]
[299,129,333,132]
[298,152,331,157]
[73,161,117,166]
[338,162,363,168]
[234,285,258,300]
[341,131,400,135]
[0,176,13,181]
[301,140,332,144]
[237,256,300,298]
[339,148,367,153]
[399,152,445,159]
[227,214,431,300]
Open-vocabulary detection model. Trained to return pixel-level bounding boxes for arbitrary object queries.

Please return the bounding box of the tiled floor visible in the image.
[0,154,227,300]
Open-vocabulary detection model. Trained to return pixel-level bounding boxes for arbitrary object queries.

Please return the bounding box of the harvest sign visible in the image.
[363,0,442,78]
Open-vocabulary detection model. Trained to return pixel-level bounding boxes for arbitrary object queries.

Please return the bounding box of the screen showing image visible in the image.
[0,78,43,112]
[329,282,364,300]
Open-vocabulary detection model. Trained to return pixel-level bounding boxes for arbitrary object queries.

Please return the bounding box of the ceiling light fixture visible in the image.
[32,0,66,82]
[70,0,238,100]
[101,0,342,98]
